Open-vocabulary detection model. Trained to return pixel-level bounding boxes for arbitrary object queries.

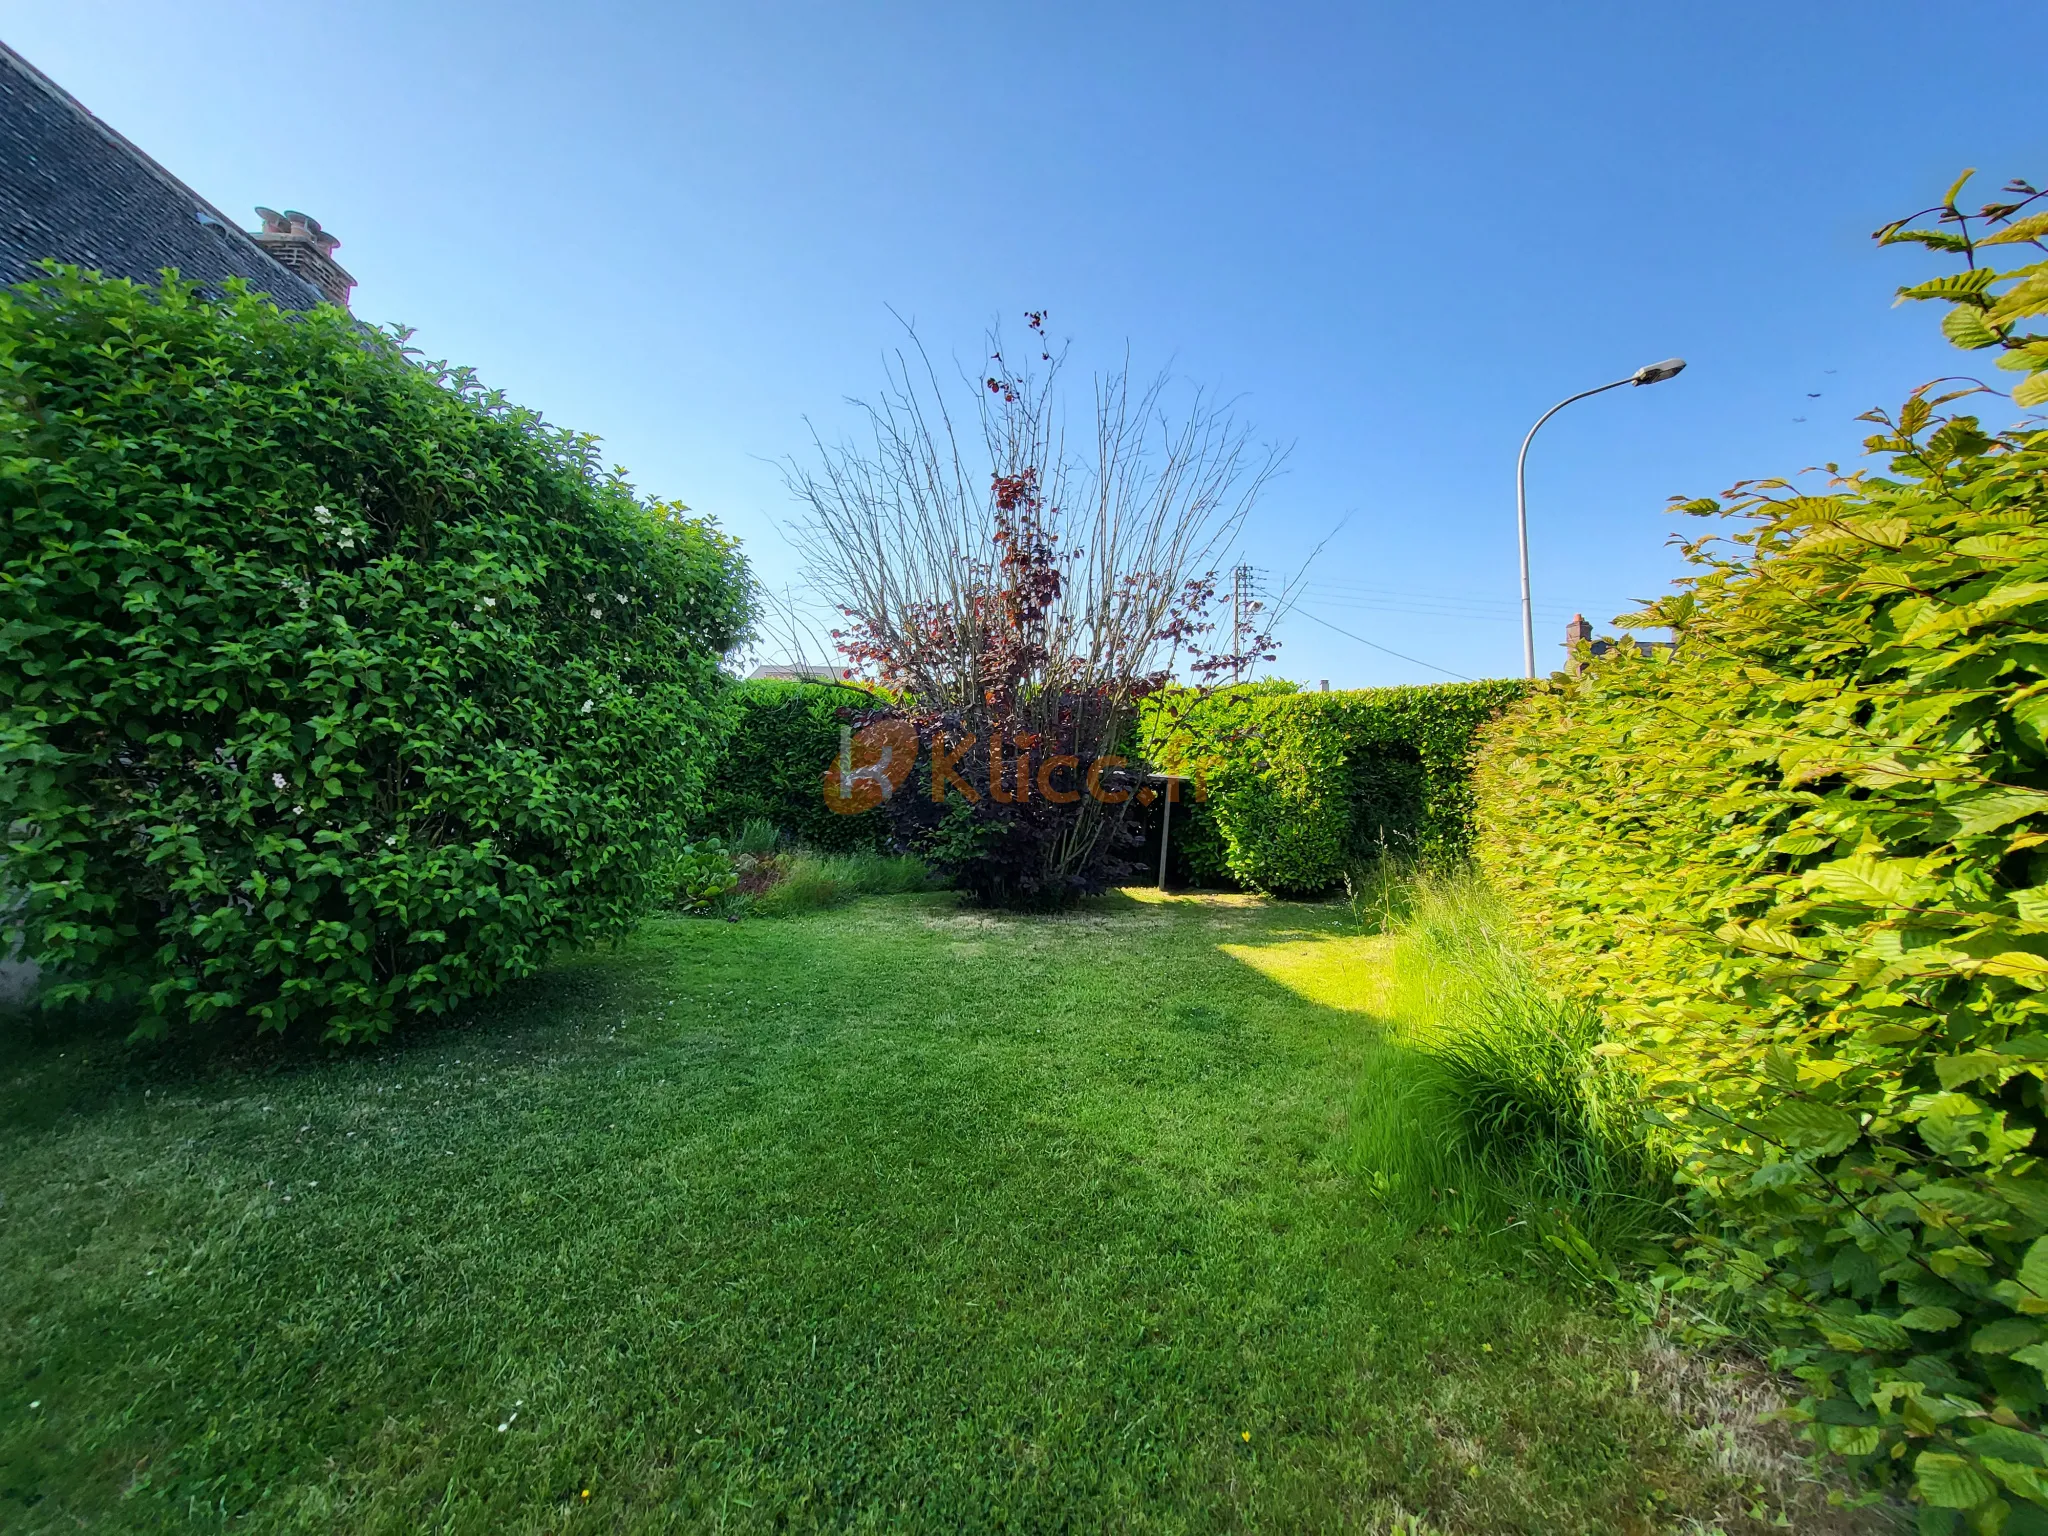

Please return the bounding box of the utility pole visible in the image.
[1229,565,1241,684]
[1229,563,1255,684]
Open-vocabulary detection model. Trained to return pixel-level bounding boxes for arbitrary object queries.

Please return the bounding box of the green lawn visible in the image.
[2,893,1847,1533]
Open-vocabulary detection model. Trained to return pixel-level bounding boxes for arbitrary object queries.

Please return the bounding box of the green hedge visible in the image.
[699,678,893,853]
[1137,680,1527,894]
[1470,188,2048,1525]
[0,268,750,1042]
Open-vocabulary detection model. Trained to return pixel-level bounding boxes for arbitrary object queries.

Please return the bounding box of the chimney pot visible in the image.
[250,206,355,308]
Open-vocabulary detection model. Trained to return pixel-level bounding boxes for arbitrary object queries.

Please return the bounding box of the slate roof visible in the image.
[747,664,858,683]
[0,39,324,308]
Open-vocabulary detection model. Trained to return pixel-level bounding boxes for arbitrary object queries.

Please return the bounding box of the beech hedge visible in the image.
[1473,176,2048,1528]
[0,269,750,1041]
[1137,680,1527,894]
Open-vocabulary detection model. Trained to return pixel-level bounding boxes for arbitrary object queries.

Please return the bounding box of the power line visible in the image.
[1305,576,1592,604]
[1308,579,1554,602]
[1302,583,1583,621]
[1306,598,1549,627]
[1306,595,1579,620]
[1292,609,1476,682]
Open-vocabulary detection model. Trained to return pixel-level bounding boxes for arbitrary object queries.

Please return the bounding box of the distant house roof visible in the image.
[0,40,335,309]
[747,663,858,684]
[1563,612,1675,675]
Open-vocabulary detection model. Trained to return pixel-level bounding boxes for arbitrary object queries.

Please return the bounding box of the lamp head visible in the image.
[1632,357,1687,386]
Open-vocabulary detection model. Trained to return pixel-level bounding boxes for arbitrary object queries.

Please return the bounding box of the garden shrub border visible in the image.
[0,267,750,1042]
[697,678,895,854]
[1137,679,1528,894]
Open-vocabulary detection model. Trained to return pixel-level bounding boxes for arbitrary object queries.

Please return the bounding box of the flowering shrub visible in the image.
[0,268,750,1041]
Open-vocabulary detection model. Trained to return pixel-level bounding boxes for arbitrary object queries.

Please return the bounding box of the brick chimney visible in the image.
[251,208,354,308]
[1564,613,1593,675]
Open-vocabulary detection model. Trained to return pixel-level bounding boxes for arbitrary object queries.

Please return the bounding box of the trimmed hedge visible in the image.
[698,678,893,853]
[1471,309,2048,1516]
[1137,680,1527,894]
[0,269,750,1042]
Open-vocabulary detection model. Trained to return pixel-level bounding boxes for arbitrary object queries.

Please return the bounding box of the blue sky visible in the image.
[7,1,2043,683]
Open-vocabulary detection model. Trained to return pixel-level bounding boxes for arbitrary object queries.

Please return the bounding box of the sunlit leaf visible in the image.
[1943,306,2003,349]
[1806,853,1923,907]
[1983,211,2048,247]
[1899,269,2001,301]
[1754,1100,1861,1154]
[1947,788,2048,839]
[1827,1423,1882,1455]
[1991,273,2048,325]
[1916,1451,1999,1509]
[1937,1052,2013,1089]
[1979,953,2048,988]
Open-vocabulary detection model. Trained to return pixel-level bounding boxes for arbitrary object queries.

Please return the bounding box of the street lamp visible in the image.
[1515,357,1687,678]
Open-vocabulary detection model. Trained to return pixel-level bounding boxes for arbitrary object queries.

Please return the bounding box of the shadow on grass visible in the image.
[0,951,649,1134]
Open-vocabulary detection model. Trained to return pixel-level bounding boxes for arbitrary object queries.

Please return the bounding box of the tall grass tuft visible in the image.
[734,818,782,857]
[1342,852,1415,935]
[1354,865,1673,1261]
[748,850,933,916]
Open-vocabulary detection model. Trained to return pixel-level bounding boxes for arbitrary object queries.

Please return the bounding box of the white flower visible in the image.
[589,607,603,619]
[272,773,287,790]
[313,506,334,524]
[384,835,397,847]
[483,596,497,608]
[580,699,594,714]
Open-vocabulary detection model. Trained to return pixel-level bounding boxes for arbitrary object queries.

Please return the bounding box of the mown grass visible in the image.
[2,891,1853,1533]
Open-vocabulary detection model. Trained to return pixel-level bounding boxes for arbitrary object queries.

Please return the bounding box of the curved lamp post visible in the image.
[1516,357,1687,678]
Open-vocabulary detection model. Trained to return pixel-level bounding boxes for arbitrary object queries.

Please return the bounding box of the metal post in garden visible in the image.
[1515,357,1687,679]
[1157,777,1174,890]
